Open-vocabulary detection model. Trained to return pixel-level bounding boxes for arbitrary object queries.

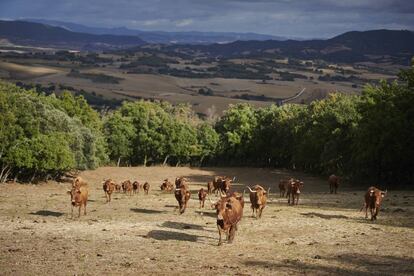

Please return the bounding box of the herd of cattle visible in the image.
[67,174,387,246]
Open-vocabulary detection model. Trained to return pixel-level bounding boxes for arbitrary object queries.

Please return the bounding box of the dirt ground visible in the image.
[0,166,413,275]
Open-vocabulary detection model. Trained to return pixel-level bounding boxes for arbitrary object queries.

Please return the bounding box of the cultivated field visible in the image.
[0,167,413,275]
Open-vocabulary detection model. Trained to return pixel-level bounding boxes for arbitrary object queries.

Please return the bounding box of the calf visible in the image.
[328,174,340,194]
[247,185,269,218]
[122,180,133,196]
[132,181,140,194]
[102,179,116,203]
[67,184,89,218]
[212,193,243,246]
[160,179,173,192]
[287,179,304,205]
[143,182,150,195]
[361,186,387,221]
[198,188,208,208]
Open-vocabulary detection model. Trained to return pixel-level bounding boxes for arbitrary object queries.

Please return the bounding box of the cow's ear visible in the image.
[381,193,385,197]
[76,190,81,194]
[67,190,71,195]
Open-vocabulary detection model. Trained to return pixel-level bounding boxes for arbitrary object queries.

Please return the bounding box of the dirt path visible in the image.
[0,167,413,275]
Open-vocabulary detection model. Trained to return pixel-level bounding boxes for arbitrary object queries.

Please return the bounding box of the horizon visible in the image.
[1,0,413,39]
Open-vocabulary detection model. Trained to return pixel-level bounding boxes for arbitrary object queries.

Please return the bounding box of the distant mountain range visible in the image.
[171,29,414,64]
[0,20,412,64]
[24,19,287,44]
[0,20,145,50]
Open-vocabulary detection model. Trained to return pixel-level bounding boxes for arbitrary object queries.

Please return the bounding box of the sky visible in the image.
[0,0,413,38]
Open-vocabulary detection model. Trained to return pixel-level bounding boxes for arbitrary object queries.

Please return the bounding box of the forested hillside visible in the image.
[1,63,413,187]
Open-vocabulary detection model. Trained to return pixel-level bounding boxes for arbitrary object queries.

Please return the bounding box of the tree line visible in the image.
[0,64,413,188]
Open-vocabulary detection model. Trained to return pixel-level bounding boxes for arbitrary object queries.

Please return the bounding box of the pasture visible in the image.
[0,166,413,275]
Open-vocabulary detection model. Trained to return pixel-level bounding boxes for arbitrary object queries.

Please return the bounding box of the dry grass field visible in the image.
[0,55,380,114]
[0,166,413,275]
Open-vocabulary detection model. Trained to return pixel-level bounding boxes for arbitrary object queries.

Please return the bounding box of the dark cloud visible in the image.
[0,0,413,38]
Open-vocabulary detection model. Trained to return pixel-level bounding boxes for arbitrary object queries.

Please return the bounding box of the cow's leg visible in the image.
[258,206,263,218]
[71,205,74,219]
[217,226,224,246]
[228,225,237,243]
[78,206,81,218]
[109,193,112,203]
[296,194,300,205]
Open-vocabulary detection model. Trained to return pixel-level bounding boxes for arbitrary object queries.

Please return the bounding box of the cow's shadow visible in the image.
[300,212,348,220]
[161,221,204,230]
[29,210,64,217]
[146,230,199,242]
[130,208,166,214]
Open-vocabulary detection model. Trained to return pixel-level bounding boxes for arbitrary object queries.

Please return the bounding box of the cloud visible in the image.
[175,19,193,27]
[0,0,413,38]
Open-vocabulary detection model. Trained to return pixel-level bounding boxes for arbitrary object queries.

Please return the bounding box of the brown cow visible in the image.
[207,181,214,195]
[115,183,121,192]
[287,179,304,205]
[67,184,88,218]
[122,180,133,196]
[175,177,189,189]
[160,179,174,192]
[143,182,150,195]
[279,178,293,197]
[328,174,340,194]
[132,181,140,194]
[102,179,116,203]
[212,176,234,194]
[175,185,191,214]
[198,188,208,208]
[361,186,387,221]
[246,185,269,218]
[212,193,243,246]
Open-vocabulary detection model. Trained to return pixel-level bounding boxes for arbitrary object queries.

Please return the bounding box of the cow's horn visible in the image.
[267,187,271,194]
[246,186,256,193]
[232,176,236,182]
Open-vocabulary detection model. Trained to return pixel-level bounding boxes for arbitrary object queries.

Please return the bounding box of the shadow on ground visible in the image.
[146,230,199,242]
[300,212,348,220]
[160,220,204,230]
[244,253,414,275]
[130,208,166,214]
[29,210,64,217]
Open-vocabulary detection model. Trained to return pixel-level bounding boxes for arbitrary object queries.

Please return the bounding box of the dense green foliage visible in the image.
[0,83,107,182]
[1,63,413,187]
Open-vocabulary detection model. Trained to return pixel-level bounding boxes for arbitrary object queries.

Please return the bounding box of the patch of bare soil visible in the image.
[0,166,413,275]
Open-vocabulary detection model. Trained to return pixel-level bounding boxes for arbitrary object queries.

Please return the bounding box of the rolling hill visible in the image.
[170,29,414,64]
[24,18,287,44]
[0,20,146,51]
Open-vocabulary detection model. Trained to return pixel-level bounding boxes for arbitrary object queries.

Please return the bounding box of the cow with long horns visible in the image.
[246,185,269,218]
